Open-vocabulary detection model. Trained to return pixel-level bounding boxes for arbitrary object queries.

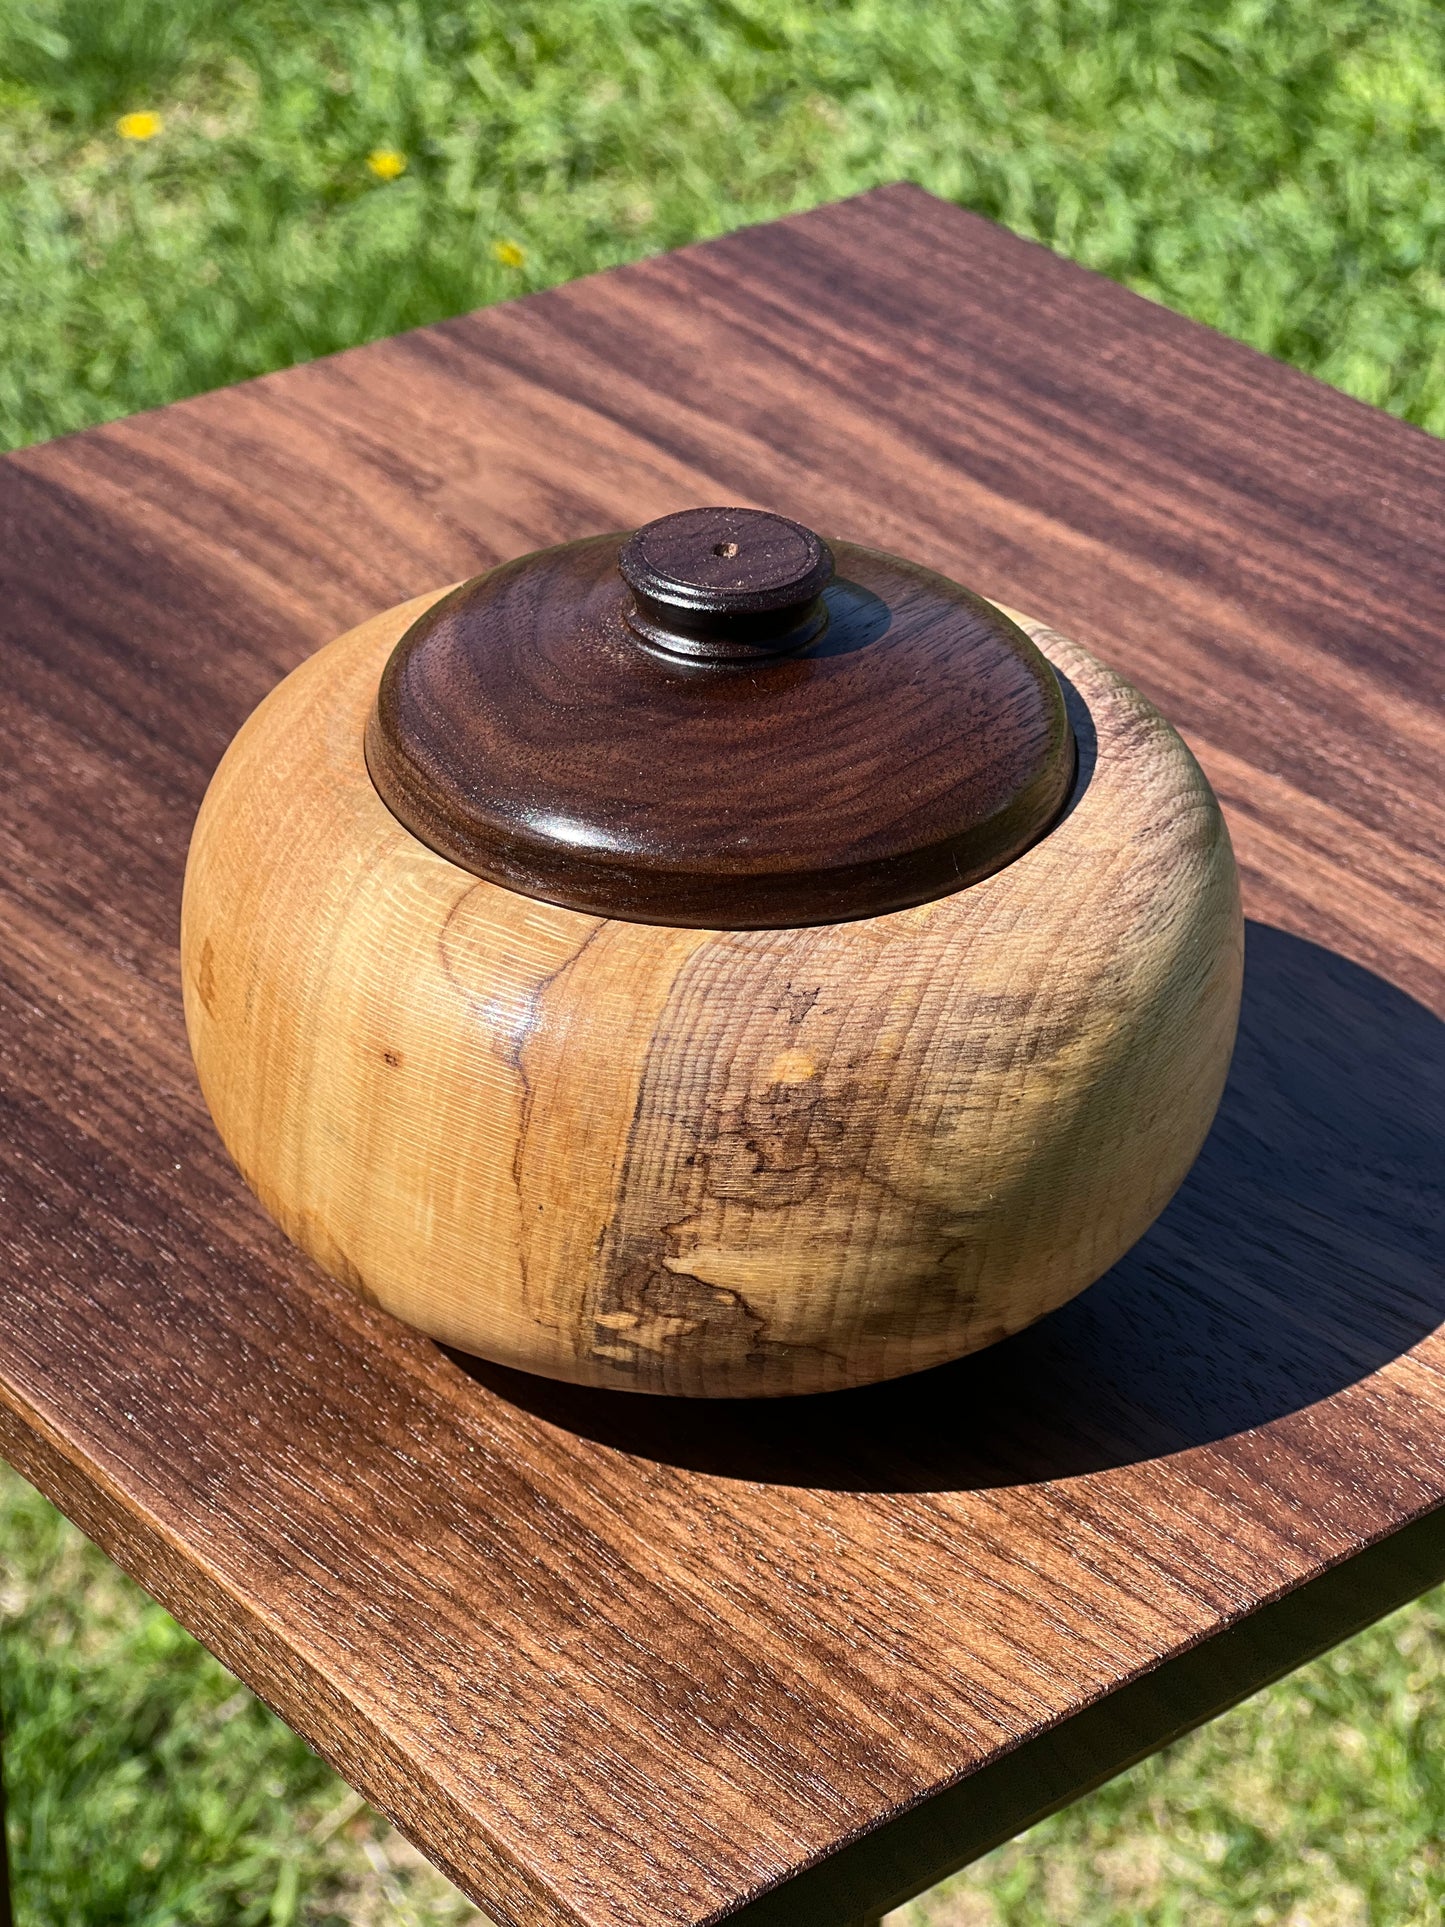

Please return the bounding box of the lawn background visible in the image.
[2,0,1443,1920]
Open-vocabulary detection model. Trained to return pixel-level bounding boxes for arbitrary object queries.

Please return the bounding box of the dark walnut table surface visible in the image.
[1,186,1442,1927]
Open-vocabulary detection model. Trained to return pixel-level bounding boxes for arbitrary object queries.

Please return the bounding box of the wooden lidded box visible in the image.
[182,507,1242,1398]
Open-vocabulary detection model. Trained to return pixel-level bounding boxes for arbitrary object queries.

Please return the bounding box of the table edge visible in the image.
[721,1500,1445,1924]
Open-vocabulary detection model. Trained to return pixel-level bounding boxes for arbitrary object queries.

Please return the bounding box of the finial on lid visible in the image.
[618,507,834,662]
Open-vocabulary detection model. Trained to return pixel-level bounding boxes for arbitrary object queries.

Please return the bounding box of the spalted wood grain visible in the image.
[183,594,1237,1395]
[0,186,1442,1927]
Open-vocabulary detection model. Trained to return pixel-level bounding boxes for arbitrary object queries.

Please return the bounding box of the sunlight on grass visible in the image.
[0,0,1441,450]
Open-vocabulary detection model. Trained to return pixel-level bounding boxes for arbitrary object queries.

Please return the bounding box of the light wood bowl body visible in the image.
[181,591,1242,1398]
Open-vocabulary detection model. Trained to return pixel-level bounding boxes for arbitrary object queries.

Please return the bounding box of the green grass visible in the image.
[3,0,1444,1920]
[0,0,1442,451]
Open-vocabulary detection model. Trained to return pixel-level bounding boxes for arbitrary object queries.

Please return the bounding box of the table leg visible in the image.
[0,1696,12,1927]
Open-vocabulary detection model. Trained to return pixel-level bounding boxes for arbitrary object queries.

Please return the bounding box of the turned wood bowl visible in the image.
[182,508,1242,1397]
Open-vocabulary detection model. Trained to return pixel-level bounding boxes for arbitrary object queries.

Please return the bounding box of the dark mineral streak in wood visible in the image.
[0,186,1442,1927]
[364,517,1075,926]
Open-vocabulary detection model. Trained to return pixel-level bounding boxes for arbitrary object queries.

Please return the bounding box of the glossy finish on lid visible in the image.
[365,509,1076,927]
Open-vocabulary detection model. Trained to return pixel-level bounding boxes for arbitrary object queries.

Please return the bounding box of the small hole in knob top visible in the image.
[618,508,833,613]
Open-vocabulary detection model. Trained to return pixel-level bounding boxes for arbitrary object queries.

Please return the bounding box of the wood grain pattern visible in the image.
[184,589,1237,1395]
[0,185,1442,1927]
[363,526,1076,926]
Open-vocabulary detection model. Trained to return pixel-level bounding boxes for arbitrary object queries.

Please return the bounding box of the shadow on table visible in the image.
[455,923,1445,1492]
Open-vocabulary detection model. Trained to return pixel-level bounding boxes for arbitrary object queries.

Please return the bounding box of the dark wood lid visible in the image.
[364,507,1075,927]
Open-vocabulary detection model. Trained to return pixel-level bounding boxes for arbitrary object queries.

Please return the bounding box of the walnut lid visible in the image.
[364,507,1075,928]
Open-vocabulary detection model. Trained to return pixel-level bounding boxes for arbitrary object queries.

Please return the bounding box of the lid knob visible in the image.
[618,507,834,662]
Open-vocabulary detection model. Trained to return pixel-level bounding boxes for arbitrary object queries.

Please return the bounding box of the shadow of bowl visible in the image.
[452,923,1444,1492]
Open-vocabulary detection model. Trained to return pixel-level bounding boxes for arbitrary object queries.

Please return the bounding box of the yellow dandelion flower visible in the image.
[116,111,163,141]
[366,148,407,181]
[493,239,525,269]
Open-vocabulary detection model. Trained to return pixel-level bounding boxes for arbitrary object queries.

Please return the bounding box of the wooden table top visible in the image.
[2,185,1442,1927]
